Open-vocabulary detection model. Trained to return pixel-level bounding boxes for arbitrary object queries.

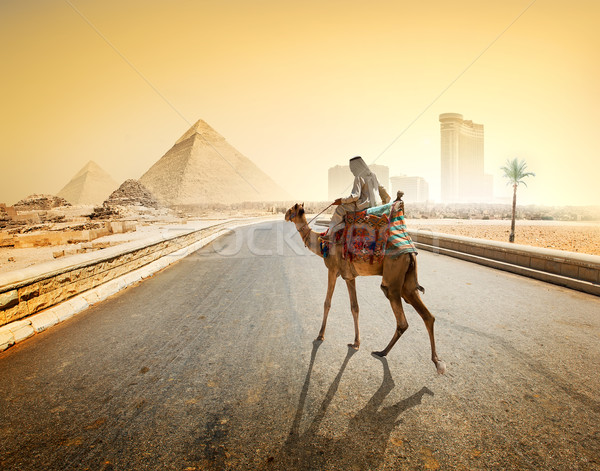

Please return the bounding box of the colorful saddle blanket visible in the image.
[321,201,417,263]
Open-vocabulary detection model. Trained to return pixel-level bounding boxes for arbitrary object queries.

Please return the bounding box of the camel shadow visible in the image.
[275,342,433,470]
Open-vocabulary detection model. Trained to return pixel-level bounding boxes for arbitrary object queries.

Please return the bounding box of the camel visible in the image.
[285,199,446,374]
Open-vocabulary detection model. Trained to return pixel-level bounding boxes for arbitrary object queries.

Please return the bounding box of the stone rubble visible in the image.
[13,194,71,211]
[104,179,161,209]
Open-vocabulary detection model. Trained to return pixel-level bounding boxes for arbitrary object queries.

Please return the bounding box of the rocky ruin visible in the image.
[104,179,161,209]
[13,194,71,211]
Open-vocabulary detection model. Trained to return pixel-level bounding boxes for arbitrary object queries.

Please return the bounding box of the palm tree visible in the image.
[501,158,535,243]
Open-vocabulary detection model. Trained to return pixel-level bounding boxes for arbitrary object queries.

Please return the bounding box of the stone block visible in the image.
[0,289,18,310]
[77,277,96,293]
[106,257,125,271]
[50,302,76,323]
[83,264,99,279]
[123,221,136,233]
[0,331,14,351]
[122,272,142,286]
[50,287,70,307]
[53,250,65,259]
[67,267,82,282]
[89,228,111,240]
[155,258,171,270]
[560,263,580,279]
[0,234,14,248]
[140,266,156,279]
[66,230,90,243]
[55,272,72,288]
[516,255,531,268]
[108,221,124,234]
[139,247,152,257]
[30,311,59,333]
[37,277,57,296]
[4,302,29,324]
[61,282,81,300]
[544,259,562,276]
[12,323,34,343]
[26,288,63,315]
[19,282,40,302]
[68,297,89,315]
[95,279,121,301]
[13,232,71,248]
[111,264,130,278]
[92,270,115,287]
[530,257,546,271]
[82,291,101,305]
[578,267,599,284]
[504,252,518,265]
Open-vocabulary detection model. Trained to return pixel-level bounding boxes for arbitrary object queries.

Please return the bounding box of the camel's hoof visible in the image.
[372,351,386,357]
[348,343,360,350]
[435,360,447,375]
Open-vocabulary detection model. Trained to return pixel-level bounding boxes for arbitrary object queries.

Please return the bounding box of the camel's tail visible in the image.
[408,253,425,294]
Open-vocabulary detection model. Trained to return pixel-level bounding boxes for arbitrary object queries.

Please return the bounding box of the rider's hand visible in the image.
[333,198,342,205]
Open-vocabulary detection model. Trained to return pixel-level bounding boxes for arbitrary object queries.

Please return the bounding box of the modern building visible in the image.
[328,164,389,200]
[439,113,493,203]
[390,175,429,203]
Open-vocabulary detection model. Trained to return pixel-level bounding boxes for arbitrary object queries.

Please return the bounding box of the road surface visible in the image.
[1,221,599,470]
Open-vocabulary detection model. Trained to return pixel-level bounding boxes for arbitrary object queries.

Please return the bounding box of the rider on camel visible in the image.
[325,156,391,239]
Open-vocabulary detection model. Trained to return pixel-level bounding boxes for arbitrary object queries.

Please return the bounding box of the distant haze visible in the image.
[1,1,598,206]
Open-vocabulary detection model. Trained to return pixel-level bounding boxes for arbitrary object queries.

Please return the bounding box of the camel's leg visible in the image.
[403,290,446,374]
[345,278,360,350]
[373,288,408,357]
[317,269,338,341]
[374,255,411,357]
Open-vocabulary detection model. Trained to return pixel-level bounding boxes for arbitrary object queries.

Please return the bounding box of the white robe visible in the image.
[328,173,382,235]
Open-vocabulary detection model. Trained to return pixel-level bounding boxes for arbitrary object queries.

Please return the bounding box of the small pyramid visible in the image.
[104,179,161,209]
[140,119,289,205]
[57,160,119,205]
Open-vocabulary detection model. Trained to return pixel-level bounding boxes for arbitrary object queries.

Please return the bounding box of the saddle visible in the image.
[320,201,417,263]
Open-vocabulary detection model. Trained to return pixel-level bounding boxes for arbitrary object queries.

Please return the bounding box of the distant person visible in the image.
[325,156,391,238]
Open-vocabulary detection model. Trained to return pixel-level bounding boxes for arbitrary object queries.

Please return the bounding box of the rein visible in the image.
[290,202,335,246]
[307,203,334,226]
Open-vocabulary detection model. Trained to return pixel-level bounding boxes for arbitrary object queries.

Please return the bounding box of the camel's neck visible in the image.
[293,218,323,258]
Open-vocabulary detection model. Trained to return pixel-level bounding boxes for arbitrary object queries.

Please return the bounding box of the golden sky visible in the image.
[1,0,598,206]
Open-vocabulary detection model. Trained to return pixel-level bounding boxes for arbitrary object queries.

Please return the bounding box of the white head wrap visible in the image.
[349,156,379,205]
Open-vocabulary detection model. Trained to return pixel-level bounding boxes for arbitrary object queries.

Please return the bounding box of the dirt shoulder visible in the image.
[408,219,600,256]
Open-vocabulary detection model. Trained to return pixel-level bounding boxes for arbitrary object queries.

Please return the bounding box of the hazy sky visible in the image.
[1,0,598,206]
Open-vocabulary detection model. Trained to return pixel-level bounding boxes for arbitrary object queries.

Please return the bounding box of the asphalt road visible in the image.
[1,221,599,470]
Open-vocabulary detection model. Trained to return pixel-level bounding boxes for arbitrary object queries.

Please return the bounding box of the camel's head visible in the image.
[284,203,305,223]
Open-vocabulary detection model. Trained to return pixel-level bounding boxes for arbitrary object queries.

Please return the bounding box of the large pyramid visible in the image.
[57,160,119,205]
[139,120,289,205]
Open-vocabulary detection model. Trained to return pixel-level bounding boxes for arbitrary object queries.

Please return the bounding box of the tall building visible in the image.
[328,164,389,200]
[390,175,429,203]
[439,113,492,202]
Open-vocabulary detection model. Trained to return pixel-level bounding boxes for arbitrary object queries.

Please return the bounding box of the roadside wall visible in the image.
[408,229,600,296]
[0,218,273,352]
[0,220,251,328]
